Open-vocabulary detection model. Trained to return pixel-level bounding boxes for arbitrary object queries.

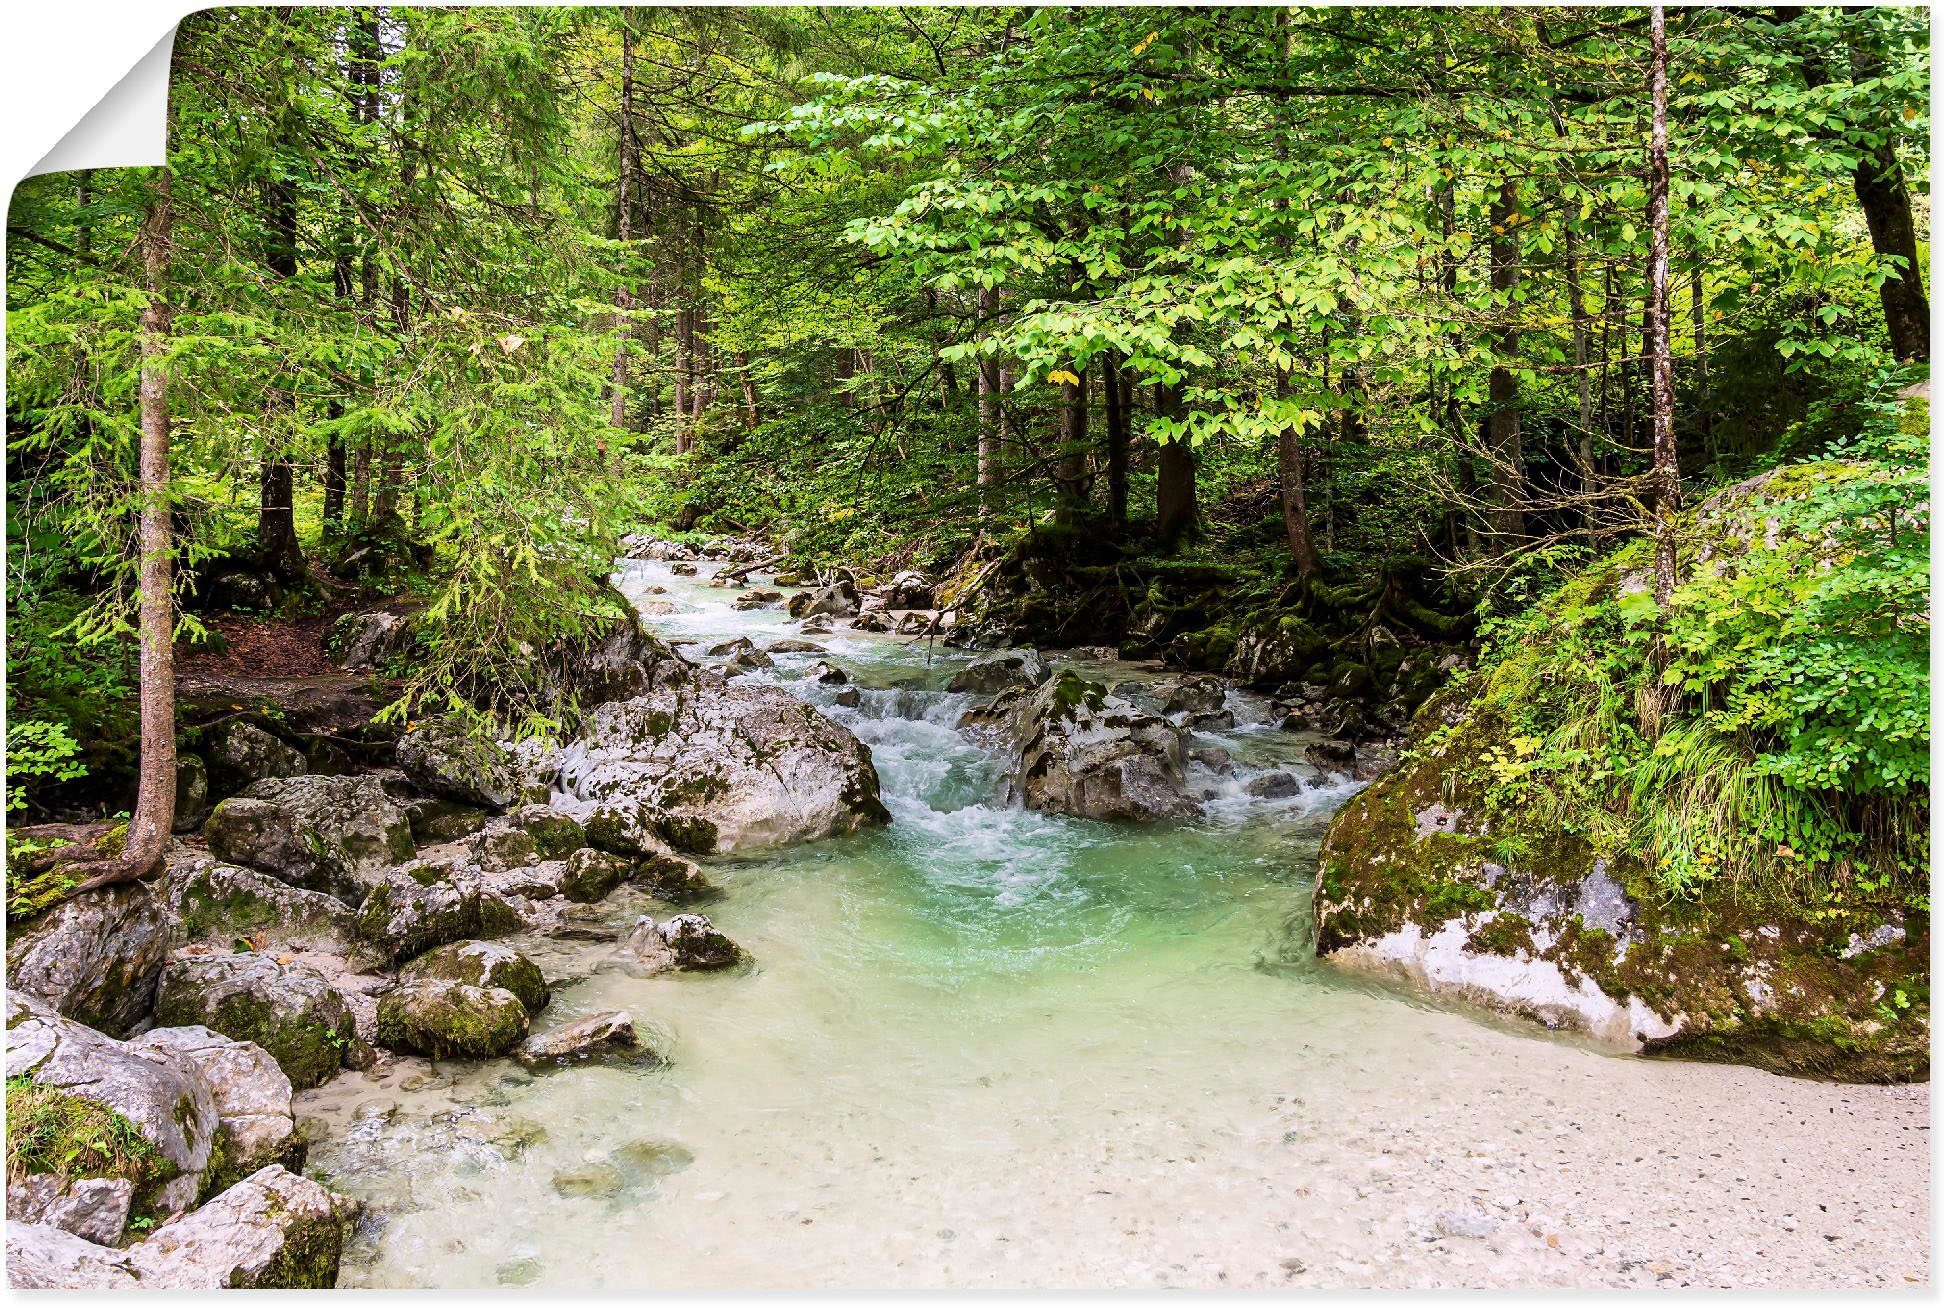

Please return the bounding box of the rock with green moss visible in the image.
[130,1026,304,1192]
[946,648,1050,695]
[206,721,307,798]
[401,940,549,1014]
[152,950,359,1090]
[964,671,1200,823]
[173,754,212,834]
[545,678,890,854]
[397,715,525,810]
[469,825,541,873]
[517,1011,645,1068]
[622,913,748,972]
[162,856,354,946]
[126,1163,355,1288]
[352,861,521,966]
[204,774,415,904]
[1311,485,1931,1083]
[7,990,219,1215]
[403,797,489,845]
[375,980,530,1058]
[561,847,629,903]
[509,805,587,858]
[6,884,175,1038]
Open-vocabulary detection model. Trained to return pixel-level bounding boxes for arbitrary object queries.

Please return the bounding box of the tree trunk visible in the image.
[609,11,637,434]
[1486,179,1527,549]
[1053,370,1089,526]
[1103,351,1128,529]
[1275,371,1322,577]
[257,164,304,582]
[1646,5,1681,620]
[81,168,176,892]
[1154,382,1197,547]
[975,287,1000,510]
[736,351,760,432]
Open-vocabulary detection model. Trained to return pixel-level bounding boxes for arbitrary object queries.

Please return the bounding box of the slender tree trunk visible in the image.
[736,351,760,432]
[1054,370,1089,526]
[609,11,637,435]
[975,287,1000,510]
[82,168,176,891]
[1275,371,1322,577]
[1154,382,1197,547]
[1103,350,1128,529]
[1646,5,1681,625]
[1486,179,1527,549]
[256,168,304,582]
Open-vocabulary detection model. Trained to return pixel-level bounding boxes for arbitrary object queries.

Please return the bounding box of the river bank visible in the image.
[288,553,1928,1289]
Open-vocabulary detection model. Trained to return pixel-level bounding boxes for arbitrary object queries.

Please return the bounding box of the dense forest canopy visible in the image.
[5,5,1930,905]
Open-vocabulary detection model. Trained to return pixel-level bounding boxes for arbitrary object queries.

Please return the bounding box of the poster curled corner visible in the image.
[29,28,178,180]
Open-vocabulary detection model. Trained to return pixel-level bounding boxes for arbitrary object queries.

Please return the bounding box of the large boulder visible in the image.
[508,804,586,858]
[622,913,747,972]
[163,856,355,945]
[400,940,549,1014]
[173,754,212,833]
[396,716,525,810]
[352,861,520,966]
[6,991,219,1215]
[546,677,889,854]
[878,570,934,610]
[129,1026,304,1188]
[204,774,414,904]
[126,1164,352,1288]
[6,884,174,1037]
[326,608,416,671]
[206,721,307,797]
[946,648,1051,695]
[374,980,530,1058]
[152,949,359,1090]
[966,671,1201,822]
[1311,684,1931,1081]
[7,1221,143,1288]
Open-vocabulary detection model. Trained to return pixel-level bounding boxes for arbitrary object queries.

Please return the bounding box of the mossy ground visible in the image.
[5,1075,172,1189]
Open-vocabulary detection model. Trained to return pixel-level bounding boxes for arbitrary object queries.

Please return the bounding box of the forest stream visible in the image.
[288,557,1929,1290]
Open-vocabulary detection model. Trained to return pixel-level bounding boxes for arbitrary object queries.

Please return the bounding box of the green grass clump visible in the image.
[5,1075,168,1187]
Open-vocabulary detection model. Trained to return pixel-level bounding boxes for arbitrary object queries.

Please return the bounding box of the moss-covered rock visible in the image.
[5,884,174,1037]
[401,940,549,1015]
[152,950,359,1090]
[374,980,530,1058]
[352,861,520,966]
[508,805,587,859]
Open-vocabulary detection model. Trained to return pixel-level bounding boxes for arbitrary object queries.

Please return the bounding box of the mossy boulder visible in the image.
[374,980,530,1058]
[162,857,354,946]
[403,797,488,846]
[508,805,587,859]
[5,884,174,1037]
[203,774,414,905]
[560,847,629,904]
[401,941,549,1015]
[396,716,524,810]
[352,861,520,966]
[152,950,359,1090]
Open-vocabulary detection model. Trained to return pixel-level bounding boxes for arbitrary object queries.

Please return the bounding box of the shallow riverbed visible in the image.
[300,559,1929,1289]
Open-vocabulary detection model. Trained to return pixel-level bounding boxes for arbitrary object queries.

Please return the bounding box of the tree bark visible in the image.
[1275,371,1322,577]
[1646,5,1681,619]
[609,11,637,434]
[1486,179,1527,548]
[1102,350,1128,529]
[256,163,305,582]
[975,287,1000,511]
[736,351,760,432]
[80,168,176,892]
[1154,382,1198,547]
[1053,370,1089,526]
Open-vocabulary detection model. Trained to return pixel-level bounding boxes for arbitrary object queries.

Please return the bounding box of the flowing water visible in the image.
[301,559,1930,1290]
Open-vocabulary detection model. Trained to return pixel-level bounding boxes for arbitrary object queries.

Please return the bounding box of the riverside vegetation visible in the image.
[3,4,1931,1290]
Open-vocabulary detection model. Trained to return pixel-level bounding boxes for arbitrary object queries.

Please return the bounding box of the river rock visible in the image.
[947,648,1051,695]
[353,860,521,966]
[1244,771,1305,799]
[798,615,835,635]
[5,884,174,1037]
[877,570,934,609]
[547,678,889,854]
[403,796,489,844]
[469,825,541,873]
[972,671,1200,822]
[6,1175,135,1247]
[807,660,847,685]
[831,686,862,708]
[7,1221,142,1288]
[708,637,754,656]
[518,1011,642,1068]
[669,561,697,575]
[623,914,747,972]
[538,607,685,711]
[327,609,416,671]
[764,639,826,654]
[401,940,549,1014]
[164,856,355,945]
[1163,676,1227,715]
[560,846,628,903]
[204,774,414,904]
[124,1164,353,1288]
[375,980,530,1058]
[6,990,219,1215]
[396,716,524,810]
[153,949,359,1090]
[173,754,211,833]
[729,648,774,670]
[129,1026,304,1187]
[207,721,306,796]
[786,580,859,619]
[508,804,586,858]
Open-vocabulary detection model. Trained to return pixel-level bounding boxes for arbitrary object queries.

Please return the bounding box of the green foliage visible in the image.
[6,720,87,813]
[1458,372,1928,903]
[5,1075,169,1187]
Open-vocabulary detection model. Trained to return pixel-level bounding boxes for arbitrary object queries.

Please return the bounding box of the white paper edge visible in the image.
[27,28,177,179]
